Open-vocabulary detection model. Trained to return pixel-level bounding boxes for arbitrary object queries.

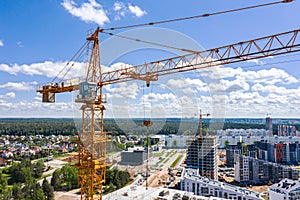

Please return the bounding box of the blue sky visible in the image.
[0,0,300,118]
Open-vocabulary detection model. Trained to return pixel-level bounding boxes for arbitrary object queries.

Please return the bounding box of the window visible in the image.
[224,192,228,198]
[201,187,209,194]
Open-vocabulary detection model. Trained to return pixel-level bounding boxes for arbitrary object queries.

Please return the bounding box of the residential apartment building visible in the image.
[278,125,297,136]
[226,141,300,166]
[234,155,300,185]
[180,168,263,200]
[226,142,256,167]
[165,135,190,149]
[269,178,300,200]
[218,135,300,149]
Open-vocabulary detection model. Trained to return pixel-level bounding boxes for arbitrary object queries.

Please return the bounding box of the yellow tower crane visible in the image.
[37,27,300,199]
[199,109,210,137]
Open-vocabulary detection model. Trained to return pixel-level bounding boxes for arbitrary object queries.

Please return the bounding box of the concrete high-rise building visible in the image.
[186,136,218,180]
[265,116,273,135]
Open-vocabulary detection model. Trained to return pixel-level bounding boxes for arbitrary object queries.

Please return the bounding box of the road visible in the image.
[38,159,68,186]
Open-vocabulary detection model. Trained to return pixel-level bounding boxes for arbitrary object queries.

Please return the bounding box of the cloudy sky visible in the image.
[0,0,300,118]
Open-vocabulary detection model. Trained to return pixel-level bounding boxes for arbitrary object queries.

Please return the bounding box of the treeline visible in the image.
[0,118,298,136]
[104,168,131,194]
[0,118,210,136]
[0,119,77,136]
[0,158,54,200]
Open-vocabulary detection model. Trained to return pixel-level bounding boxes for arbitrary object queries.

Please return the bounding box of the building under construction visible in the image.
[186,135,218,180]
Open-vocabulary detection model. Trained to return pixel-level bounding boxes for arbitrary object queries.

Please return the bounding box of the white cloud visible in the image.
[0,40,3,47]
[238,68,298,85]
[201,67,298,85]
[106,82,138,99]
[0,61,84,79]
[251,83,300,97]
[113,1,125,11]
[246,59,264,66]
[167,78,207,92]
[0,81,38,91]
[200,66,243,79]
[145,92,177,102]
[17,41,23,48]
[113,1,126,20]
[112,2,146,21]
[209,79,249,93]
[61,0,110,26]
[0,92,16,99]
[128,4,147,17]
[104,62,130,72]
[0,100,76,117]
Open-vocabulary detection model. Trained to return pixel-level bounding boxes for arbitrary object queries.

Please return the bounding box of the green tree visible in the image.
[61,165,78,190]
[105,168,131,192]
[10,166,33,183]
[51,165,78,191]
[51,169,61,190]
[23,181,45,200]
[125,142,134,149]
[12,183,24,200]
[0,172,11,200]
[104,182,116,194]
[9,158,35,184]
[224,140,230,147]
[33,160,45,178]
[42,178,54,200]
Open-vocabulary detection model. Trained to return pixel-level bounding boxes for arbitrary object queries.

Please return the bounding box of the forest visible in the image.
[0,118,299,136]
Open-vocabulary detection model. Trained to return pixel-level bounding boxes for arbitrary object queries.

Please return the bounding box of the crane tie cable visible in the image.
[100,30,199,53]
[51,40,89,83]
[99,0,293,31]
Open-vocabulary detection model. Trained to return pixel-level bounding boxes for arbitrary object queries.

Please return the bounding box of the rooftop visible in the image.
[270,178,300,193]
[103,175,225,200]
[183,168,262,199]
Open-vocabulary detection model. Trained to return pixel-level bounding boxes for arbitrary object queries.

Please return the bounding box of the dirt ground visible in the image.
[248,185,269,193]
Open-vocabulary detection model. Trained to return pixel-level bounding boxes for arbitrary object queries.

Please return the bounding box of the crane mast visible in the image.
[36,28,300,200]
[73,28,111,200]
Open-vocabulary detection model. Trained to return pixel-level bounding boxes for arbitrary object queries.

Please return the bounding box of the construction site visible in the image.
[31,1,300,200]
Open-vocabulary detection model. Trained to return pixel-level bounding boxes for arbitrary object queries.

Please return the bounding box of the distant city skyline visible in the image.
[0,0,300,118]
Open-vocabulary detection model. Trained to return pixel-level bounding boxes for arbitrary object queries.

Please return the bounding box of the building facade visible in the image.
[180,168,263,200]
[218,135,300,149]
[269,178,300,200]
[226,142,257,167]
[234,155,300,185]
[226,140,300,166]
[165,135,190,149]
[120,147,152,165]
[278,125,297,136]
[186,136,218,180]
[265,116,273,135]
